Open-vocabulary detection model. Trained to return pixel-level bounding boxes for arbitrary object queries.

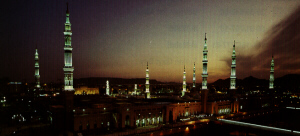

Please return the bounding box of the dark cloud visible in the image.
[231,5,300,79]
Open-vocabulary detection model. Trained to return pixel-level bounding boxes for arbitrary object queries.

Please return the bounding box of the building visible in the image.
[70,96,239,131]
[74,86,99,95]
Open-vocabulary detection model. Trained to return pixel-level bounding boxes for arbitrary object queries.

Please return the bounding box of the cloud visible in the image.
[229,5,300,79]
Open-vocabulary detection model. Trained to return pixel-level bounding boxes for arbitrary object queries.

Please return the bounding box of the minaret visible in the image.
[145,62,150,98]
[269,55,274,89]
[63,3,74,91]
[61,3,74,132]
[201,33,208,113]
[134,84,137,94]
[106,80,110,95]
[34,47,40,89]
[230,41,236,90]
[182,65,186,96]
[193,62,196,88]
[202,33,208,90]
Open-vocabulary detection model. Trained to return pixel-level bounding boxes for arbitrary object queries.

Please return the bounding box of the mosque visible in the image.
[42,4,274,133]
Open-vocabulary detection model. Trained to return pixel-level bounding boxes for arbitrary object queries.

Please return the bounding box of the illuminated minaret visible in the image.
[34,48,40,89]
[201,33,208,113]
[269,55,274,89]
[202,33,208,90]
[145,62,150,98]
[134,84,137,94]
[106,80,110,95]
[230,41,236,90]
[182,65,186,96]
[193,62,196,88]
[63,3,74,91]
[62,3,74,131]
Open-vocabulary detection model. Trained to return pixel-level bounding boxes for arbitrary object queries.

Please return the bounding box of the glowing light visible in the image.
[185,126,189,131]
[219,119,292,132]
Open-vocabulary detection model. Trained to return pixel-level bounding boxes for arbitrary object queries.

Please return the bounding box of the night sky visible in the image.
[1,0,300,83]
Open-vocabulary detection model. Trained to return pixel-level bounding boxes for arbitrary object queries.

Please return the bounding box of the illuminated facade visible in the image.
[202,34,208,90]
[71,99,239,131]
[63,3,74,91]
[106,80,110,95]
[74,86,99,95]
[193,62,196,88]
[269,55,274,89]
[182,65,186,96]
[230,41,236,90]
[145,62,150,98]
[34,48,40,89]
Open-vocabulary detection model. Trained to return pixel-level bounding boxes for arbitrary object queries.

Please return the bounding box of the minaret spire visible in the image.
[269,55,274,89]
[63,2,74,91]
[66,2,69,13]
[193,62,196,87]
[35,47,40,89]
[182,65,186,96]
[145,62,150,98]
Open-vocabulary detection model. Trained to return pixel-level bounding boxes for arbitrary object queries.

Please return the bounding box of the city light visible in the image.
[2,1,299,136]
[219,119,293,133]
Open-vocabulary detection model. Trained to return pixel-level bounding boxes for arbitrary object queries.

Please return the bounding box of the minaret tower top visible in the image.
[193,62,196,87]
[232,40,236,58]
[35,47,40,89]
[182,65,187,96]
[66,2,69,13]
[230,40,236,90]
[145,62,150,98]
[269,55,274,89]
